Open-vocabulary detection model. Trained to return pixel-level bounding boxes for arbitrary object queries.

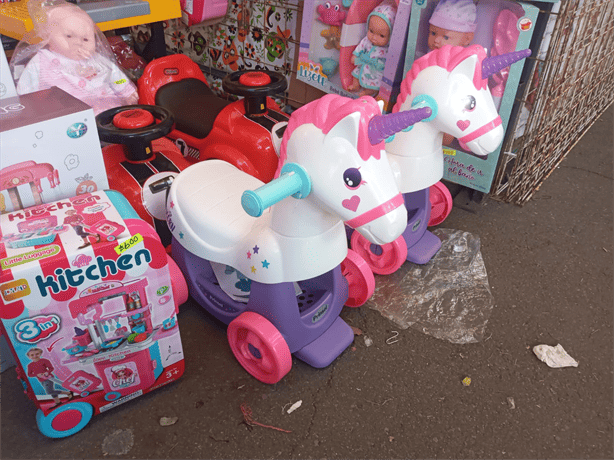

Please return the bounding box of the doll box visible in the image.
[0,86,109,214]
[0,190,185,436]
[403,0,539,193]
[297,0,412,112]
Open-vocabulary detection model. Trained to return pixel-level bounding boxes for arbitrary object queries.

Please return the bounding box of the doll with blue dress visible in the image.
[347,1,396,97]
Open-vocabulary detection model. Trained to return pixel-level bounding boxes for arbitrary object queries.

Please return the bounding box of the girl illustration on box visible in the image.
[63,209,100,249]
[26,348,73,408]
[12,0,138,115]
[347,1,396,97]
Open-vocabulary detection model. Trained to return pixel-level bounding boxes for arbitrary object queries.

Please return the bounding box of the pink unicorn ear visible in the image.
[325,111,362,149]
[482,49,531,80]
[368,107,432,145]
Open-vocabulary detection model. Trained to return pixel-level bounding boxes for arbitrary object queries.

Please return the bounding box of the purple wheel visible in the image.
[341,249,375,307]
[428,181,453,226]
[227,312,292,384]
[350,232,407,275]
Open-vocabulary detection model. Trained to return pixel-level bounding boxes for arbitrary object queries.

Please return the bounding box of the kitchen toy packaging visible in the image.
[0,190,186,438]
[403,0,538,193]
[0,86,109,214]
[297,0,411,111]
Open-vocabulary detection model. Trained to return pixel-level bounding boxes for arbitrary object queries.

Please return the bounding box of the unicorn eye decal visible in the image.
[463,95,477,112]
[344,168,363,189]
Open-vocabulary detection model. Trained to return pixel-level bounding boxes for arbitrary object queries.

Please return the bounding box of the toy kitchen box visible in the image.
[0,190,187,438]
[1,86,109,214]
[403,0,539,193]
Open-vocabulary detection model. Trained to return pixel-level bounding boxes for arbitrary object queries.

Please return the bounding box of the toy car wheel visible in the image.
[428,181,453,226]
[227,312,292,384]
[36,402,93,438]
[222,70,287,98]
[341,249,376,308]
[95,105,175,157]
[222,70,287,116]
[350,232,407,275]
[107,236,116,242]
[104,391,122,401]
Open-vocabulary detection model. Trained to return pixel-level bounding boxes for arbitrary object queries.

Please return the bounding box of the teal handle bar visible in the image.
[241,163,311,217]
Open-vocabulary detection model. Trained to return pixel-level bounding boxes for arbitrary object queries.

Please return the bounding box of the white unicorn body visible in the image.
[168,94,411,284]
[385,44,530,193]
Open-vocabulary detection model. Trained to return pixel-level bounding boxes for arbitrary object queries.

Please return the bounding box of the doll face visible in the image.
[428,24,474,50]
[367,15,390,47]
[47,14,96,60]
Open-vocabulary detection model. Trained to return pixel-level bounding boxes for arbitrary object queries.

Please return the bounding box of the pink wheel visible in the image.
[341,249,375,308]
[350,232,407,275]
[227,312,292,384]
[428,181,453,226]
[166,254,189,311]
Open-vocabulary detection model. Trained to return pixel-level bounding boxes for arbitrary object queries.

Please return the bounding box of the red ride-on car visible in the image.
[96,105,193,248]
[138,54,289,183]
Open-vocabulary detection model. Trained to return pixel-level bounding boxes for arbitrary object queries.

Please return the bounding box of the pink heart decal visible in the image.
[457,119,470,131]
[342,195,360,212]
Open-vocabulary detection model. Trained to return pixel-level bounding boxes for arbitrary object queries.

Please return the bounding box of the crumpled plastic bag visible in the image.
[365,228,494,344]
[533,344,579,368]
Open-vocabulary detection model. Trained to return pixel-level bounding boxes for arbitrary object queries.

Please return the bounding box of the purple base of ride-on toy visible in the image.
[171,238,354,369]
[402,188,441,265]
[348,187,442,271]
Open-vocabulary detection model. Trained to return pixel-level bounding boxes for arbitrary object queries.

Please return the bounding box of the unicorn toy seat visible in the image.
[350,44,531,273]
[167,94,420,384]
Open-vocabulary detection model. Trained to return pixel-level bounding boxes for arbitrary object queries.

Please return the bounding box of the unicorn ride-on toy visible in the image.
[138,54,289,183]
[349,44,531,274]
[159,94,424,384]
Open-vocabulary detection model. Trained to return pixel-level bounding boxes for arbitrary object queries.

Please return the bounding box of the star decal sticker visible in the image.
[251,266,256,273]
[253,245,259,254]
[247,251,252,259]
[170,201,175,208]
[261,260,270,269]
[179,232,184,239]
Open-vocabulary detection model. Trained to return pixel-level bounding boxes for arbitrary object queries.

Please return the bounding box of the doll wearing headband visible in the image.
[347,2,396,97]
[14,1,138,115]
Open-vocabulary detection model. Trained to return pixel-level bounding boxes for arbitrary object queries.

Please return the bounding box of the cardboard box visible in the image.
[0,45,17,100]
[1,86,109,214]
[297,0,412,111]
[0,190,185,435]
[402,0,539,193]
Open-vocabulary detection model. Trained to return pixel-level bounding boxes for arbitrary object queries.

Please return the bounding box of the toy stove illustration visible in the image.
[0,161,59,211]
[64,278,164,402]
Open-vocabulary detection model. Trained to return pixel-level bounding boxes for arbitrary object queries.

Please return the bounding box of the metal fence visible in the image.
[490,0,614,204]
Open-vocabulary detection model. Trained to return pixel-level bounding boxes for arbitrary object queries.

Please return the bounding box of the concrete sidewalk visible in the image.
[2,105,612,459]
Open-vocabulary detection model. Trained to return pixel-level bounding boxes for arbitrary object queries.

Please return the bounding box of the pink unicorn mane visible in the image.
[393,44,488,114]
[278,94,383,177]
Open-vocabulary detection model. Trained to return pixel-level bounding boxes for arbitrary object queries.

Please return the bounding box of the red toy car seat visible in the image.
[138,54,289,183]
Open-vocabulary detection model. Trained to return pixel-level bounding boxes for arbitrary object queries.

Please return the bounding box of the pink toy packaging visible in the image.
[9,0,138,116]
[0,86,109,214]
[0,190,187,438]
[297,0,411,111]
[403,0,538,193]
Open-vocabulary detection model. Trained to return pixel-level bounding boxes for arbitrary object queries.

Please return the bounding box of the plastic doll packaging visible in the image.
[10,0,138,115]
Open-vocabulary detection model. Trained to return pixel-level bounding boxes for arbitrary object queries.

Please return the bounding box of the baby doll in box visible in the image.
[347,1,397,97]
[12,0,138,115]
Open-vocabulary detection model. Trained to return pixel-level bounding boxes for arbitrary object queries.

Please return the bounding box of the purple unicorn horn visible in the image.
[368,107,432,145]
[482,49,531,80]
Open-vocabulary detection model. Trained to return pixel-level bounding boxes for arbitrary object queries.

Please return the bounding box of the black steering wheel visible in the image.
[222,70,287,116]
[96,105,175,161]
